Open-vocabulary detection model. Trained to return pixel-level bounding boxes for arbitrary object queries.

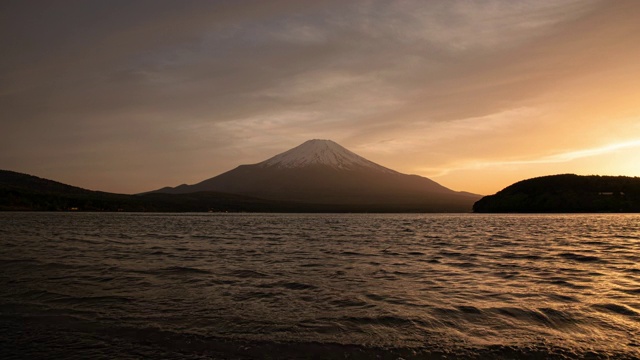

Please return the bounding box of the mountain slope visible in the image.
[153,139,481,212]
[473,174,640,213]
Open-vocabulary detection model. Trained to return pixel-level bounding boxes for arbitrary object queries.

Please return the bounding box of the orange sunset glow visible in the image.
[1,1,639,195]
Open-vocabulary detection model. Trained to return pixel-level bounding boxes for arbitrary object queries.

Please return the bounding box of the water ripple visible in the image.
[1,212,639,359]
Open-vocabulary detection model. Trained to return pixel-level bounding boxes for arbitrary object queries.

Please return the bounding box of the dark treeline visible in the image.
[473,174,640,213]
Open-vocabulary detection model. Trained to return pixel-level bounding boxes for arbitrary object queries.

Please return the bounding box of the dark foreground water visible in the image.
[1,213,639,359]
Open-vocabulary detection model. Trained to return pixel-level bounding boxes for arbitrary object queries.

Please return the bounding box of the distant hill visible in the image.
[473,174,640,213]
[0,170,318,212]
[151,139,481,212]
[0,170,131,211]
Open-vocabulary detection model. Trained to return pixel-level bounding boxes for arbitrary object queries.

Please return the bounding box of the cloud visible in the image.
[2,0,639,193]
[428,138,640,177]
[347,0,598,50]
[545,139,640,163]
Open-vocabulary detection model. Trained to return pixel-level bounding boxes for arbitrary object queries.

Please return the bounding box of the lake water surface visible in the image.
[1,213,639,359]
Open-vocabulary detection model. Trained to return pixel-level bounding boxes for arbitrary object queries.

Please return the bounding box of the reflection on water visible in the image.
[1,213,639,359]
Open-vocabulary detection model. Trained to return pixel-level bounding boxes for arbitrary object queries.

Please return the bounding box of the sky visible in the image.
[1,0,639,195]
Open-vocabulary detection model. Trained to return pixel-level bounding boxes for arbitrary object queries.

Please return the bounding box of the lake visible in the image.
[1,213,639,359]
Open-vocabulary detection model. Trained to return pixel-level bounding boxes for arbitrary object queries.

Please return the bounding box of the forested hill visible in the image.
[473,174,640,213]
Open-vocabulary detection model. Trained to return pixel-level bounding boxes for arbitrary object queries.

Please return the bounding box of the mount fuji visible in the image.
[152,139,481,212]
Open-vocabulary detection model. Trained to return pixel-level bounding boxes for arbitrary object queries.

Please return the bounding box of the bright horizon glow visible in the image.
[436,138,640,173]
[1,1,639,195]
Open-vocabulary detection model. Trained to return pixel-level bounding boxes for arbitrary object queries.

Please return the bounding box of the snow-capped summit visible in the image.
[258,139,396,173]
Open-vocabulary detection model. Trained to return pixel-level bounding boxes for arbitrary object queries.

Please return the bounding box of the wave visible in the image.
[617,287,640,295]
[592,303,639,317]
[228,269,270,278]
[557,252,606,263]
[256,281,318,291]
[153,266,211,275]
